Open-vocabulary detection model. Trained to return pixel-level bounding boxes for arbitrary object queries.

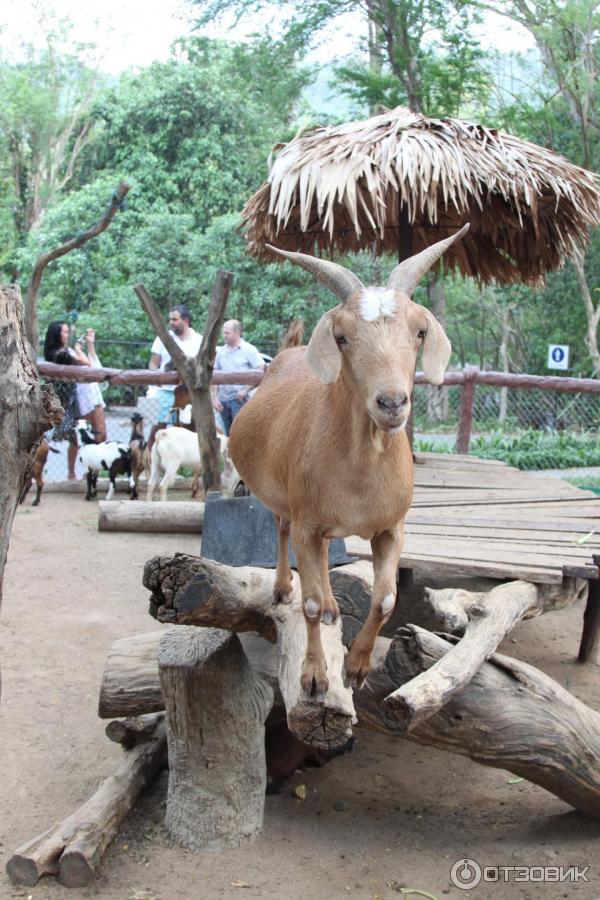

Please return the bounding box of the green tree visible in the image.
[472,0,600,373]
[0,21,101,271]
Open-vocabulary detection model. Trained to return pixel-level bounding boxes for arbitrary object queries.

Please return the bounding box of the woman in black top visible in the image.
[44,320,90,479]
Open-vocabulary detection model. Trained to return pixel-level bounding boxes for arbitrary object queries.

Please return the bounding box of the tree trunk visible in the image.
[159,628,273,849]
[134,270,233,494]
[571,245,600,376]
[0,284,62,696]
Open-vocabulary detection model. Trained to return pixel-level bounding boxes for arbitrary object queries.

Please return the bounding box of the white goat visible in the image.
[147,426,228,501]
[75,421,131,501]
[229,225,468,697]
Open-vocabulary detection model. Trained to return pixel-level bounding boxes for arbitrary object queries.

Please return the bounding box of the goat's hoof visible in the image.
[343,648,371,689]
[300,662,328,697]
[273,586,293,605]
[321,596,339,625]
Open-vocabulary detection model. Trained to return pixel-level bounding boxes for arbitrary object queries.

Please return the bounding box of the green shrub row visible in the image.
[415,428,600,470]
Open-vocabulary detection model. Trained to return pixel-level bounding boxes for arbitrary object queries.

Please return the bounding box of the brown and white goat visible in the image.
[229,225,468,696]
[128,414,151,501]
[19,437,58,506]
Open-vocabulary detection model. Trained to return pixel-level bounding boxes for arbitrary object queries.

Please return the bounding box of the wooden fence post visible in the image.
[455,365,478,454]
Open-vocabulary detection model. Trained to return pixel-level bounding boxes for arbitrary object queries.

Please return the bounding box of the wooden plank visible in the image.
[406,513,599,534]
[414,453,514,469]
[345,539,563,584]
[405,523,600,548]
[402,535,597,575]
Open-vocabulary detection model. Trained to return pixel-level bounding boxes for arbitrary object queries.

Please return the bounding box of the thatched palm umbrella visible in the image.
[242,106,600,283]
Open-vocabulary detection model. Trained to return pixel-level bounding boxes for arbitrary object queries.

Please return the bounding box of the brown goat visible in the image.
[128,415,151,501]
[229,225,468,696]
[19,437,57,506]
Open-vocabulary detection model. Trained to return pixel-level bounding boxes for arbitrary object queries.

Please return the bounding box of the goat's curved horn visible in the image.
[387,223,470,296]
[266,245,364,304]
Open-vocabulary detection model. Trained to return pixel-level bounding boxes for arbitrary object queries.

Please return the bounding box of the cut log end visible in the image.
[59,850,94,888]
[6,856,43,887]
[287,704,354,751]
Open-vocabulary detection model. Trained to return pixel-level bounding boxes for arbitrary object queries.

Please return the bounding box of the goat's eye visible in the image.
[335,334,349,349]
[417,329,427,341]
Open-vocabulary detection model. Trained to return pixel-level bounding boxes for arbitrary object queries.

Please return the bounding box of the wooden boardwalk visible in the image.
[346,453,600,586]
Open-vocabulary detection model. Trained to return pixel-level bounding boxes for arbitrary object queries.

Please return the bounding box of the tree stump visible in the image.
[158,627,273,849]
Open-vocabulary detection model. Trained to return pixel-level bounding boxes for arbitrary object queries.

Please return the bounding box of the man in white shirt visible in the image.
[148,305,202,426]
[212,319,265,434]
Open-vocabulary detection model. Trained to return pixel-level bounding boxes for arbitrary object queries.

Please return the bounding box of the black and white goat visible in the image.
[75,421,131,501]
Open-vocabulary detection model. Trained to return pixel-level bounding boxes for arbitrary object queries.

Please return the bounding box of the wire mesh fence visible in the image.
[36,360,600,482]
[413,381,600,471]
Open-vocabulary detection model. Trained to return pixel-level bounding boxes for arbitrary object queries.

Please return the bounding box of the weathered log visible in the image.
[97,621,600,817]
[6,718,166,887]
[144,554,356,750]
[99,630,279,719]
[382,580,543,732]
[98,630,166,718]
[159,628,273,849]
[105,712,165,749]
[424,577,588,634]
[363,626,600,817]
[98,500,204,533]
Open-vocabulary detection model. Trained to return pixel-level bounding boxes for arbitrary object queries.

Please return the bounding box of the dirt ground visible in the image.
[2,493,600,900]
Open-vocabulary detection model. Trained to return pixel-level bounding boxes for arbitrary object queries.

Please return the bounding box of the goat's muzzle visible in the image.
[374,392,410,431]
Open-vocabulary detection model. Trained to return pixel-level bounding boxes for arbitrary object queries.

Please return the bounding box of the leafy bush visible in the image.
[468,429,600,470]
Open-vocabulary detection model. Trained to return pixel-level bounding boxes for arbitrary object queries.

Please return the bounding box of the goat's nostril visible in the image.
[376,394,409,414]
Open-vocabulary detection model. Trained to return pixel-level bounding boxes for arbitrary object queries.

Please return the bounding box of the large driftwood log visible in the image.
[381,580,544,731]
[0,285,62,695]
[159,628,273,849]
[364,626,600,817]
[144,554,356,750]
[98,500,204,533]
[6,717,167,887]
[97,621,600,817]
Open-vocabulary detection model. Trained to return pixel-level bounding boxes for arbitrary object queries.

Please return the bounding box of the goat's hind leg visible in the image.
[344,523,404,688]
[291,522,329,697]
[273,516,293,603]
[320,538,339,625]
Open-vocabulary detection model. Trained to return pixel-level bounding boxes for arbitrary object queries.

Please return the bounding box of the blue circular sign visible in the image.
[551,347,565,363]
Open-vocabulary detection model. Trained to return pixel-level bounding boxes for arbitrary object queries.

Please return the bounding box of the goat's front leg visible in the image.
[345,522,404,688]
[273,516,293,603]
[291,522,329,696]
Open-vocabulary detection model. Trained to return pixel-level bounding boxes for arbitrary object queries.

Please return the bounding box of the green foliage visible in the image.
[469,429,600,470]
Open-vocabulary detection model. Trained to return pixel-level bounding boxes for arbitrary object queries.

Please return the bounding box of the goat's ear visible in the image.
[421,309,451,385]
[305,311,341,384]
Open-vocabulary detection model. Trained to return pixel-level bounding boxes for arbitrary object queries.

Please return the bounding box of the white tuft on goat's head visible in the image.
[266,224,468,433]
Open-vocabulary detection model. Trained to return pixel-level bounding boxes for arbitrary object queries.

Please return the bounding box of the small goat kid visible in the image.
[128,415,150,501]
[19,437,59,506]
[147,426,228,501]
[229,225,469,696]
[75,421,131,501]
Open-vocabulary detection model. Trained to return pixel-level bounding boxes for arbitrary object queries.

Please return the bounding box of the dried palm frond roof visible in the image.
[242,106,600,284]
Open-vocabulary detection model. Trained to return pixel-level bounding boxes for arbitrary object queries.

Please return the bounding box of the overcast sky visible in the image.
[0,0,534,74]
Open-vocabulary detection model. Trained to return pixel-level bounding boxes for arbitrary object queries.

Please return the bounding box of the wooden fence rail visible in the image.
[39,362,600,454]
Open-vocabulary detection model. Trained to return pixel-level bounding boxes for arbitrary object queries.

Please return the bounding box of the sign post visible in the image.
[547,344,569,371]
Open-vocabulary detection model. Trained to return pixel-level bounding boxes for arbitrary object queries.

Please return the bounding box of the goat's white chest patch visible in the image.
[359,288,397,322]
